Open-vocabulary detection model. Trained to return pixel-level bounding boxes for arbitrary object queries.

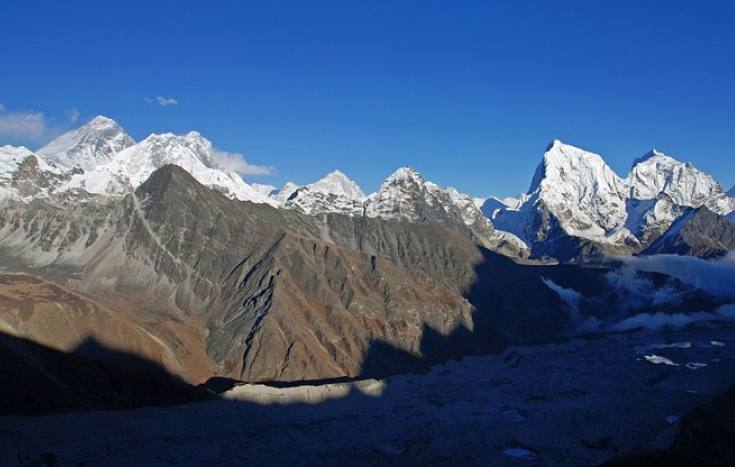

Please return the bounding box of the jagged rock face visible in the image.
[0,147,68,202]
[643,207,735,257]
[364,167,528,257]
[284,186,365,216]
[0,145,35,181]
[37,115,135,170]
[0,165,569,383]
[624,195,688,245]
[10,156,76,199]
[365,167,456,222]
[281,170,365,216]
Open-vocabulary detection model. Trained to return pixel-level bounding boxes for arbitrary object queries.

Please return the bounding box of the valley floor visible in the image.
[2,323,734,466]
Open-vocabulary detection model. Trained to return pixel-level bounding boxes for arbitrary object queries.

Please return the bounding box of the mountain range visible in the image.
[2,115,735,433]
[2,116,733,262]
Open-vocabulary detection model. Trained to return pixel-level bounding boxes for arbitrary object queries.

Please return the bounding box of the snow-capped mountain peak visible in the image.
[364,166,528,255]
[37,115,134,171]
[626,149,723,206]
[492,140,734,259]
[383,166,424,186]
[308,170,365,200]
[276,170,364,216]
[631,148,666,167]
[60,130,275,205]
[531,140,629,235]
[531,139,622,192]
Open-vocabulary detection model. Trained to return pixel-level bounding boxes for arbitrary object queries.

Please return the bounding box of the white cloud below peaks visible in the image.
[0,110,48,143]
[213,149,274,177]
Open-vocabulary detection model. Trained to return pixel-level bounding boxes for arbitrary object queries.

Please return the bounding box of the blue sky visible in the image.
[1,0,733,196]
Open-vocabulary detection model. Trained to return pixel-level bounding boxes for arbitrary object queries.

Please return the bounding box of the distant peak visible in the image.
[310,169,364,199]
[631,148,671,168]
[545,138,563,151]
[86,115,119,127]
[281,181,300,191]
[387,166,422,182]
[323,169,349,179]
[543,139,592,156]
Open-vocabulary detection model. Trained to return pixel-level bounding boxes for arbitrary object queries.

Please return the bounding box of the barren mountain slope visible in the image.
[1,165,573,383]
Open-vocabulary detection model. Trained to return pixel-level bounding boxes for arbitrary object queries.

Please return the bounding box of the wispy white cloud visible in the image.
[213,149,274,177]
[609,304,735,332]
[617,253,735,301]
[156,96,178,106]
[144,96,179,106]
[541,277,582,318]
[0,103,5,112]
[65,107,80,123]
[0,110,48,143]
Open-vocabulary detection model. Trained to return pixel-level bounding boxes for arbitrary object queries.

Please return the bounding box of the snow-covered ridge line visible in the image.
[1,115,275,206]
[271,165,530,255]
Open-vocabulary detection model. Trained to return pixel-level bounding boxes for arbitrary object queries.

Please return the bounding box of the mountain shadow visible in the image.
[354,246,726,381]
[355,246,613,380]
[0,331,228,415]
[603,384,735,466]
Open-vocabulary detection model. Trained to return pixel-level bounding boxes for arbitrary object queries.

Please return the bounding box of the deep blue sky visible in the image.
[1,1,733,196]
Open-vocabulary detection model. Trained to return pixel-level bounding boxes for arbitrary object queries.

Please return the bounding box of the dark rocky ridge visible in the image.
[643,207,735,258]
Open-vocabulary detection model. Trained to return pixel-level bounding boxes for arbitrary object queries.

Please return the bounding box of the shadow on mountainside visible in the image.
[3,323,735,466]
[0,332,222,415]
